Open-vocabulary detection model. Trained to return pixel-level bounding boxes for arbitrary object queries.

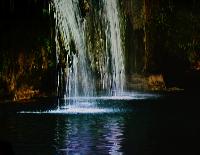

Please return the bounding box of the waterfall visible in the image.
[53,0,125,100]
[103,0,125,94]
[53,0,94,99]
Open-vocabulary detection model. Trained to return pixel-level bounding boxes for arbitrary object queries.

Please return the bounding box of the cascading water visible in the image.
[53,0,125,106]
[103,0,125,94]
[53,0,94,100]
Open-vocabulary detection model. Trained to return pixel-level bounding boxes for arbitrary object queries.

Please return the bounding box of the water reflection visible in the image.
[1,94,198,155]
[54,115,124,155]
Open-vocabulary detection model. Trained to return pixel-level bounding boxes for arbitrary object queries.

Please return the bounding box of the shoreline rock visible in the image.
[126,74,184,92]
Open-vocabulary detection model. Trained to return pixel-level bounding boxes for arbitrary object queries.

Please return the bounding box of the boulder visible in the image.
[148,74,166,90]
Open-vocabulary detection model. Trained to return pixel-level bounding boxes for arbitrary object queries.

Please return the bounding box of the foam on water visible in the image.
[19,92,159,114]
[19,106,122,115]
[60,92,159,101]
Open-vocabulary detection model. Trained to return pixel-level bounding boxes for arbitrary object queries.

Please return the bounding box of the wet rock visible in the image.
[148,74,166,90]
[14,87,40,101]
[79,0,90,18]
[70,40,77,56]
[127,74,168,91]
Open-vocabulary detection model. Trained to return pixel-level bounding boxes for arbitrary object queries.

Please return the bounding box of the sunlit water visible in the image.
[0,93,199,155]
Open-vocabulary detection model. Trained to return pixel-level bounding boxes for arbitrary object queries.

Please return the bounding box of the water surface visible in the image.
[0,93,199,155]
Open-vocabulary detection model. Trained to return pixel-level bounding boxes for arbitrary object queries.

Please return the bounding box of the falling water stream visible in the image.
[54,0,125,103]
[54,0,94,99]
[103,0,125,94]
[51,0,128,113]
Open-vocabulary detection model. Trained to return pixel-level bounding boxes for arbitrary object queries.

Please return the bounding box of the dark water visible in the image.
[0,93,199,155]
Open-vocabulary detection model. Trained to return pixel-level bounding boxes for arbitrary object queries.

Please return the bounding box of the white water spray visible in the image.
[53,0,94,100]
[53,0,125,103]
[103,0,125,95]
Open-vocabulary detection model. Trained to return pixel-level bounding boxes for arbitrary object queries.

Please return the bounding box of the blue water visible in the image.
[0,92,199,155]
